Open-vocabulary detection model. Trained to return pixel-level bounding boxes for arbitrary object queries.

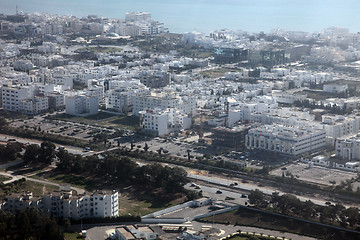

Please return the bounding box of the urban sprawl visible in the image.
[1,10,360,240]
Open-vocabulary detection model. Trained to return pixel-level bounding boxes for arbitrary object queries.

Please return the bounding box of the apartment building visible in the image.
[245,124,326,156]
[321,114,360,145]
[65,94,98,116]
[139,108,191,136]
[19,95,49,115]
[132,93,196,116]
[0,190,119,220]
[335,134,360,161]
[1,85,35,112]
[46,91,65,110]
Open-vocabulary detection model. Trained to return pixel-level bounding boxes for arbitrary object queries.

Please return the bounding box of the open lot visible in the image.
[270,162,358,186]
[51,112,139,130]
[0,180,59,198]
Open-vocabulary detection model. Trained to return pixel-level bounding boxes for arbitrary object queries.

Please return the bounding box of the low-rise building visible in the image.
[115,225,157,240]
[245,124,326,156]
[323,84,348,93]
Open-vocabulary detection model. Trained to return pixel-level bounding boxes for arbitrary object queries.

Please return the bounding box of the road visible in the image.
[136,158,359,208]
[188,173,342,207]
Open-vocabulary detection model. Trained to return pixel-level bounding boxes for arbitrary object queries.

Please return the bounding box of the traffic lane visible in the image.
[190,185,248,205]
[188,173,329,207]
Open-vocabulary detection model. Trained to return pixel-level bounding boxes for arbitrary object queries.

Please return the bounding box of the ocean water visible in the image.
[1,0,360,34]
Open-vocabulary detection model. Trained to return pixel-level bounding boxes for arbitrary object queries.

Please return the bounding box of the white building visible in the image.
[132,93,196,116]
[245,124,326,156]
[65,94,98,116]
[1,85,32,112]
[125,12,152,22]
[19,95,49,115]
[46,92,65,110]
[321,114,360,145]
[0,190,119,220]
[336,134,360,161]
[139,108,191,136]
[323,84,348,93]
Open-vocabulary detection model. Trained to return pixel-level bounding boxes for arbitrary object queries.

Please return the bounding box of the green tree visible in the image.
[23,144,41,164]
[248,189,268,208]
[38,141,56,164]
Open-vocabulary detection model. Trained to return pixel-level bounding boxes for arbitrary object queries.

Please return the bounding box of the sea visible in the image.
[1,0,360,34]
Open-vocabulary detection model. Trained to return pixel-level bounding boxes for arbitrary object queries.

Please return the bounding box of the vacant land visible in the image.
[35,171,99,191]
[201,68,242,78]
[0,180,59,198]
[52,112,139,130]
[76,46,122,53]
[270,163,357,187]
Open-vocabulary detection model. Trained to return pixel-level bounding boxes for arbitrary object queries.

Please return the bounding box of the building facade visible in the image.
[0,190,119,220]
[245,124,326,156]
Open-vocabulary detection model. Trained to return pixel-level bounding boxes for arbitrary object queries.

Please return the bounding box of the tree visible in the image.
[248,189,267,208]
[143,143,149,152]
[38,141,56,164]
[23,144,41,164]
[0,117,8,131]
[157,147,163,155]
[165,167,188,193]
[4,142,23,161]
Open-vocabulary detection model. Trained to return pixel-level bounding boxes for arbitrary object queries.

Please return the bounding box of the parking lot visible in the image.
[9,116,118,143]
[271,162,358,186]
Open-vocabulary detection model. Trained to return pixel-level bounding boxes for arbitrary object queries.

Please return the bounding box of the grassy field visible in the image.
[0,175,11,182]
[200,68,242,78]
[118,192,184,217]
[51,112,139,130]
[0,180,59,198]
[76,46,122,53]
[35,172,98,191]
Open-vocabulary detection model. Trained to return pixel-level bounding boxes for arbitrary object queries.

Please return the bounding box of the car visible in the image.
[195,186,201,189]
[216,190,222,194]
[230,183,235,187]
[325,201,331,205]
[241,194,247,198]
